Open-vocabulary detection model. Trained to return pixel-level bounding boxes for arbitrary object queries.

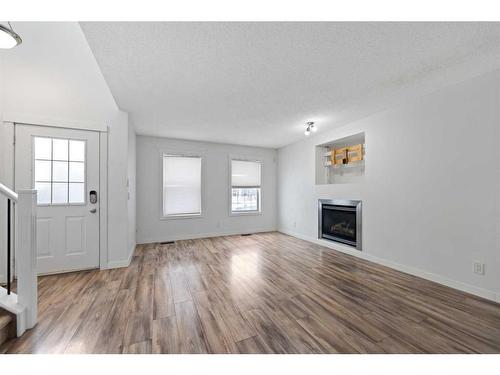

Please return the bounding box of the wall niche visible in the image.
[315,132,365,185]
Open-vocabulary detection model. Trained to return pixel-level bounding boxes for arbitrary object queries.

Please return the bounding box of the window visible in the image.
[34,137,86,205]
[163,154,202,217]
[231,159,261,213]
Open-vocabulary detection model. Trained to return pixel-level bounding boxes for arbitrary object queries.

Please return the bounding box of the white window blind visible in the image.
[231,160,261,187]
[163,154,202,216]
[231,160,261,212]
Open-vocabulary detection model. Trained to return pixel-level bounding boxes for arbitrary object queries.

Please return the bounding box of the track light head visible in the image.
[304,121,316,136]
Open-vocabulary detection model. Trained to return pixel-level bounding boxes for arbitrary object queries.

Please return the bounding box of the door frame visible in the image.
[4,118,109,272]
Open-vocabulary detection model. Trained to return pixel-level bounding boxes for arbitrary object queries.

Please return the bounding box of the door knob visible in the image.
[90,208,97,213]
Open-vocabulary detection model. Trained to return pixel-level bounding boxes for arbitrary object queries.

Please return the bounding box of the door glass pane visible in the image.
[52,139,68,160]
[69,140,85,161]
[53,161,69,182]
[34,160,51,182]
[69,183,85,203]
[35,182,51,204]
[34,137,52,159]
[52,183,68,204]
[69,162,84,182]
[33,137,86,205]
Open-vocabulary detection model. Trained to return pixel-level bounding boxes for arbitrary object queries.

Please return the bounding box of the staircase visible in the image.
[0,182,38,339]
[0,310,15,348]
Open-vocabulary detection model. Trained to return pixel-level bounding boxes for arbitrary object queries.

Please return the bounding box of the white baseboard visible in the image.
[129,242,136,259]
[279,228,500,303]
[107,243,135,269]
[137,228,276,245]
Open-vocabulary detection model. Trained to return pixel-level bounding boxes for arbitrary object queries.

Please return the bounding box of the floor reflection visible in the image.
[230,249,260,290]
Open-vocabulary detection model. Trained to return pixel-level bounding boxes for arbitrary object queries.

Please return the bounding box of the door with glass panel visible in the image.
[15,124,100,274]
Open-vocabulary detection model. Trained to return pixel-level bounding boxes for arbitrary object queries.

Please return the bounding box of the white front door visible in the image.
[15,124,100,274]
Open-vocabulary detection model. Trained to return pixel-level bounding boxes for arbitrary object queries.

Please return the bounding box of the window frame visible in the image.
[229,157,263,216]
[161,151,204,220]
[31,135,87,207]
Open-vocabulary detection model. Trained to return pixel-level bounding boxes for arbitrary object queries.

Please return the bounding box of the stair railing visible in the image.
[0,182,37,334]
[1,183,17,295]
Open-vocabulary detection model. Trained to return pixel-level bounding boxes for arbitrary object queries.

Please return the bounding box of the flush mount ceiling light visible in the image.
[304,121,317,136]
[0,22,22,49]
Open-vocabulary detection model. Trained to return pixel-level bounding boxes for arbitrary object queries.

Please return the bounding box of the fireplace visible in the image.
[318,199,362,250]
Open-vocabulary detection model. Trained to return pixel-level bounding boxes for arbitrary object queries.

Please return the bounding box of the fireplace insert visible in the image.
[318,199,362,250]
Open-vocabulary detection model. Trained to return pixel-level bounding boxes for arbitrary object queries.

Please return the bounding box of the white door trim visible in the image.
[10,121,109,272]
[99,131,109,270]
[4,113,107,132]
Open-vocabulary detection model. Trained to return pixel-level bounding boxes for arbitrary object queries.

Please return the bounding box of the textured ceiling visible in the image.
[81,22,500,148]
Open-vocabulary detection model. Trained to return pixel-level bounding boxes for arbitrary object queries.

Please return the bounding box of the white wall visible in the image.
[107,111,131,267]
[278,68,500,302]
[127,125,137,258]
[137,136,277,243]
[0,51,3,118]
[1,22,117,125]
[0,54,7,282]
[0,22,133,271]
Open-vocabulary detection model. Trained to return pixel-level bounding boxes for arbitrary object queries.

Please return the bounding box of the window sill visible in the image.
[230,211,263,217]
[161,213,203,220]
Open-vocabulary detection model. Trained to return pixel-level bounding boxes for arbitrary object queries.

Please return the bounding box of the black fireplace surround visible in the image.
[318,199,362,250]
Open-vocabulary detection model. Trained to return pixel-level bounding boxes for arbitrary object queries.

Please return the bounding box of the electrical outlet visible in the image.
[473,262,485,275]
[293,221,297,228]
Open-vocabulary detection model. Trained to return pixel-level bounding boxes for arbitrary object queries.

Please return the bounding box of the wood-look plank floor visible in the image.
[2,232,500,354]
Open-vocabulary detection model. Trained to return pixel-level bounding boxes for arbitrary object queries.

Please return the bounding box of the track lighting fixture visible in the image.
[304,121,316,136]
